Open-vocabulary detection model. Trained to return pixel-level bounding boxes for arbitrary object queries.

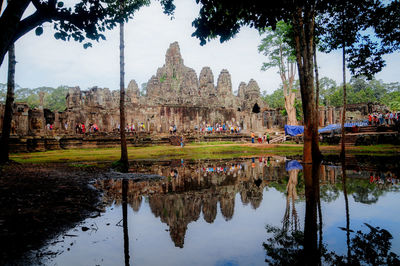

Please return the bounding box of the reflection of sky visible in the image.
[42,186,400,265]
[322,191,400,256]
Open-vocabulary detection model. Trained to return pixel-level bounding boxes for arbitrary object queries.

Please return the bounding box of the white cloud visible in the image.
[1,0,399,94]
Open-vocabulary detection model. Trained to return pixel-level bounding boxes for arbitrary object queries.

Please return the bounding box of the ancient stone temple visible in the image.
[1,41,286,139]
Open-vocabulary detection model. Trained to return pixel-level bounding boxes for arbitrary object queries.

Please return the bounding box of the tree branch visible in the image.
[0,0,31,66]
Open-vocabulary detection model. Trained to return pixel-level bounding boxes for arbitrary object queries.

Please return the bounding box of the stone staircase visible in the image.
[270,135,286,144]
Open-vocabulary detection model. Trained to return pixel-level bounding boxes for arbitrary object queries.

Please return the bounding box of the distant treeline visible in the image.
[0,84,69,112]
[263,76,400,111]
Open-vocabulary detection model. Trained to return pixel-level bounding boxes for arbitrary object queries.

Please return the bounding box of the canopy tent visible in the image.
[285,121,369,136]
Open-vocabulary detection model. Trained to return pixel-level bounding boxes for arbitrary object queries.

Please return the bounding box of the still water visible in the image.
[40,156,400,265]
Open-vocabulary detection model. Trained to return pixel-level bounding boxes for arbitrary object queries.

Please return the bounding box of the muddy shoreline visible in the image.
[0,163,105,265]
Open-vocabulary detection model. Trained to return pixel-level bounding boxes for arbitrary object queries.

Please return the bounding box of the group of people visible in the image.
[73,123,99,134]
[169,125,177,134]
[251,132,270,144]
[368,111,399,126]
[75,123,86,134]
[369,171,399,186]
[46,123,54,131]
[197,123,242,134]
[117,122,146,133]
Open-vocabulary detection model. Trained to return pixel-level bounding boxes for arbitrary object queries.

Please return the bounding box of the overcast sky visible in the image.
[1,0,400,95]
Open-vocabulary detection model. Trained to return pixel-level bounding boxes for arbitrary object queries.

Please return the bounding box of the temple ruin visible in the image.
[0,42,393,151]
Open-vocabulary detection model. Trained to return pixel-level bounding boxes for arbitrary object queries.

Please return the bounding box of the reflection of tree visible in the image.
[325,223,400,265]
[122,178,130,266]
[263,161,400,265]
[282,169,299,232]
[263,223,400,265]
[320,183,340,202]
[348,181,385,205]
[263,225,305,265]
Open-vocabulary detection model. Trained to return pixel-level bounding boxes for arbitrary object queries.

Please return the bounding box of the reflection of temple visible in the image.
[94,158,399,248]
[94,157,286,247]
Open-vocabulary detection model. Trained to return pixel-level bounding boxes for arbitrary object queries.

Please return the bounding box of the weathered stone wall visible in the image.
[318,103,389,127]
[1,42,285,137]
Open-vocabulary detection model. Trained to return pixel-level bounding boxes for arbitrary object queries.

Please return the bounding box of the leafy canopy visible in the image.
[258,21,296,73]
[0,0,175,66]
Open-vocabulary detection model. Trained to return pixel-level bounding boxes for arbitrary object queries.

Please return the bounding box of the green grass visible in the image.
[9,143,400,164]
[187,141,238,146]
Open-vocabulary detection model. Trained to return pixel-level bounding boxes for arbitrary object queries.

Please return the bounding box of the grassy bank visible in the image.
[9,143,400,164]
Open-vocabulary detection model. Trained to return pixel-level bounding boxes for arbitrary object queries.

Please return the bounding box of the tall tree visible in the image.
[191,0,324,163]
[119,0,129,171]
[318,1,400,157]
[191,0,398,164]
[259,21,298,125]
[0,44,15,163]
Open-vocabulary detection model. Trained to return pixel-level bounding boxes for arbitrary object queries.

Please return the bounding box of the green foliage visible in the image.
[262,88,284,109]
[319,76,399,109]
[0,85,68,112]
[159,74,167,83]
[318,1,400,79]
[258,21,296,73]
[0,0,176,67]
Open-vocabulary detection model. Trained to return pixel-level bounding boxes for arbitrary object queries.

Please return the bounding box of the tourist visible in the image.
[379,113,384,125]
[267,133,270,144]
[263,133,266,143]
[180,135,184,148]
[390,112,394,125]
[385,112,390,125]
[251,132,255,143]
[258,133,262,144]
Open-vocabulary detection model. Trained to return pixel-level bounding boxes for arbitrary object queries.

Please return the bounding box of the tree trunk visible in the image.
[119,20,129,170]
[292,6,321,164]
[340,44,347,159]
[285,93,297,125]
[0,44,15,164]
[314,41,320,125]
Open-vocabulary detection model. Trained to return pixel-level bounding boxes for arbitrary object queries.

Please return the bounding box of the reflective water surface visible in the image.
[39,157,400,265]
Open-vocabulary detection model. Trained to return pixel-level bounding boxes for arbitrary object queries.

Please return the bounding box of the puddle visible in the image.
[37,157,400,265]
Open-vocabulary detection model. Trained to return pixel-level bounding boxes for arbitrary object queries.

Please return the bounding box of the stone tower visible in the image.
[145,42,199,105]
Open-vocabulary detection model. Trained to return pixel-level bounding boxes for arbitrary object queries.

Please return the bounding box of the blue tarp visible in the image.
[285,122,369,136]
[285,125,304,136]
[286,160,303,171]
[318,122,369,133]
